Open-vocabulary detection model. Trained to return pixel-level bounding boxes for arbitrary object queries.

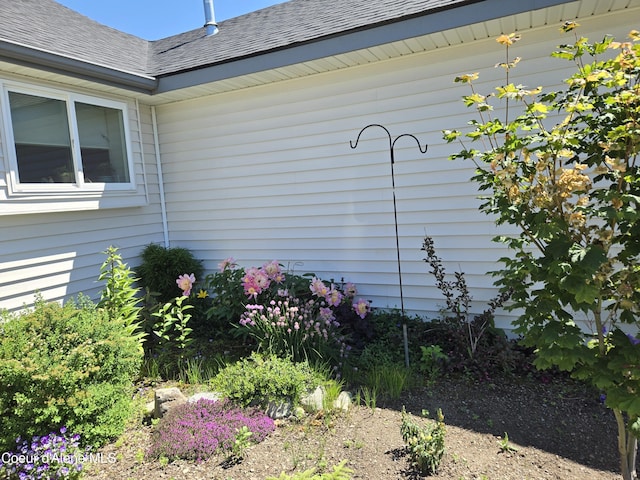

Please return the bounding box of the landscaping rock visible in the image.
[301,386,324,412]
[300,387,351,412]
[265,400,293,419]
[188,391,222,404]
[154,387,187,418]
[334,391,351,411]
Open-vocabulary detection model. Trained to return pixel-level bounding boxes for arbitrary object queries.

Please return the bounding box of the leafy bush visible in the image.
[151,295,194,356]
[203,258,247,335]
[352,309,408,370]
[400,407,446,475]
[0,296,143,450]
[420,317,526,381]
[0,427,89,480]
[209,353,324,408]
[135,245,206,373]
[147,398,274,461]
[136,244,204,303]
[418,345,449,384]
[418,234,529,380]
[421,234,511,359]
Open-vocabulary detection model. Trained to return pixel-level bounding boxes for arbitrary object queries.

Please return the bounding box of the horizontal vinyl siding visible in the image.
[158,12,635,330]
[0,103,165,311]
[156,48,492,323]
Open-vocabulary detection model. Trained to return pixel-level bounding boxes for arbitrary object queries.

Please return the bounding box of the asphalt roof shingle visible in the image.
[0,0,473,78]
[149,0,472,76]
[0,0,150,76]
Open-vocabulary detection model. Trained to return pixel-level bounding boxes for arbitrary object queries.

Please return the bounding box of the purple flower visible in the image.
[148,399,275,462]
[627,333,640,346]
[4,428,86,480]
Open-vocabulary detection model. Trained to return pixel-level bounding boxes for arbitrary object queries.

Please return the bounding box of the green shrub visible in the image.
[204,259,248,334]
[136,244,204,303]
[400,407,446,475]
[0,296,143,450]
[210,353,324,408]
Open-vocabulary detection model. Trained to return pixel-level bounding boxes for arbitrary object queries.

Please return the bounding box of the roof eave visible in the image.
[155,0,575,94]
[0,38,157,94]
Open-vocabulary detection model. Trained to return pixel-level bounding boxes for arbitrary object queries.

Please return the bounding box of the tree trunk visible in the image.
[615,409,638,480]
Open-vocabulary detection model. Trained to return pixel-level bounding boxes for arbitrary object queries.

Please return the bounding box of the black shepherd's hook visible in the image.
[350,124,428,367]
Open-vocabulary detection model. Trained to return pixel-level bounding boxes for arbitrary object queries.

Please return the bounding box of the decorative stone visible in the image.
[265,400,293,419]
[188,391,222,403]
[154,387,187,418]
[334,391,352,411]
[301,386,325,412]
[300,387,351,413]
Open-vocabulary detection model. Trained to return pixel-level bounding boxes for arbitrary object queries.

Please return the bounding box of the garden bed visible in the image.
[83,377,629,480]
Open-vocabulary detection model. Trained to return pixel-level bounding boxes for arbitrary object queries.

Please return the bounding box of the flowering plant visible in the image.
[0,427,88,480]
[238,268,373,367]
[202,259,374,364]
[240,296,350,365]
[147,398,274,462]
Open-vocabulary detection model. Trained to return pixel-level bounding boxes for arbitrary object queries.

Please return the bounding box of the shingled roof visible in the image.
[149,0,474,76]
[0,0,150,76]
[0,0,579,94]
[0,0,477,79]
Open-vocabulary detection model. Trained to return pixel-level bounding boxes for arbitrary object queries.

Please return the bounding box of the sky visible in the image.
[56,0,289,40]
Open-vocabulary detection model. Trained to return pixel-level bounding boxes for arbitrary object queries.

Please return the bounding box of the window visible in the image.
[3,85,134,192]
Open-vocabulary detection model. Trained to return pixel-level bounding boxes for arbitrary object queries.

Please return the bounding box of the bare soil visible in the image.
[83,377,635,480]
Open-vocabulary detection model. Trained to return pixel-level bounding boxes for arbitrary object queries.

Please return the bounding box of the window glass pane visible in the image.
[75,102,130,183]
[8,92,75,183]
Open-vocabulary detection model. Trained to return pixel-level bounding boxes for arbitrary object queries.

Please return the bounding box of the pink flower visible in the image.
[254,270,270,290]
[263,260,285,282]
[353,298,370,319]
[176,273,196,296]
[319,307,335,323]
[325,286,343,307]
[242,267,271,298]
[310,277,329,298]
[344,282,357,298]
[243,280,259,299]
[218,257,237,272]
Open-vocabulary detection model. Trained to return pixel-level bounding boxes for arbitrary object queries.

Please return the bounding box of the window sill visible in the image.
[0,188,148,215]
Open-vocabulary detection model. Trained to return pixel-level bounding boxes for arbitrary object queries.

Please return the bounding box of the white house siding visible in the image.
[156,10,637,331]
[0,97,166,312]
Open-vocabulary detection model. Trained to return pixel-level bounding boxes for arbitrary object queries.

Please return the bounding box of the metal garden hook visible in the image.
[350,124,428,367]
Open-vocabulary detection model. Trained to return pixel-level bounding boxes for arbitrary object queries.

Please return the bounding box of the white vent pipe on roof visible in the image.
[203,0,219,36]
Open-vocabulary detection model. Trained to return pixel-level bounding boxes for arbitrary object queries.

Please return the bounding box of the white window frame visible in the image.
[1,81,136,196]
